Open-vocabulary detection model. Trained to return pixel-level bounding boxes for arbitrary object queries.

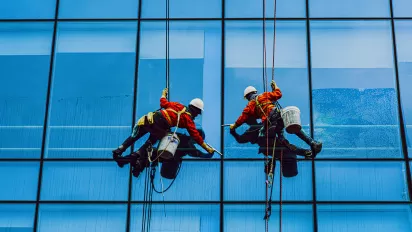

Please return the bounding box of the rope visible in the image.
[165,0,170,90]
[141,0,171,229]
[271,0,277,82]
[262,0,269,231]
[263,0,279,230]
[152,161,182,194]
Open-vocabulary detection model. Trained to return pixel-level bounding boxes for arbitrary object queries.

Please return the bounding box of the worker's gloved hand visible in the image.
[229,123,237,131]
[162,88,168,98]
[270,80,277,90]
[201,142,215,154]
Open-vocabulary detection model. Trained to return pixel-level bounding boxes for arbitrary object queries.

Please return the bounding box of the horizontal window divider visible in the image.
[1,17,412,23]
[0,200,411,204]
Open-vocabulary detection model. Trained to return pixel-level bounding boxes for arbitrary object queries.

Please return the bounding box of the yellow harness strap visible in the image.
[162,107,190,126]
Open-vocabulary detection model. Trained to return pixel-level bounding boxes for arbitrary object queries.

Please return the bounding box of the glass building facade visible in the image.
[1,0,412,231]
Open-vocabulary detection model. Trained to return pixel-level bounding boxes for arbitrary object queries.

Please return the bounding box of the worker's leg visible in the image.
[280,138,313,158]
[294,129,322,155]
[112,124,150,167]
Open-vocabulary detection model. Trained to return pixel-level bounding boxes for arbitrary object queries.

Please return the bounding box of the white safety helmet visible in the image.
[189,98,204,111]
[244,86,257,98]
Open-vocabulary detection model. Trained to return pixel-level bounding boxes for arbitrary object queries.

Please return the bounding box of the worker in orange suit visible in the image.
[229,80,322,155]
[112,88,215,166]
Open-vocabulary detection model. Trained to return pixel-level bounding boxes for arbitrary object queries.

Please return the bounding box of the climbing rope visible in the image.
[141,0,172,230]
[263,0,279,230]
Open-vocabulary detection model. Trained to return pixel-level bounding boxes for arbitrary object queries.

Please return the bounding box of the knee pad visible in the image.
[282,158,298,177]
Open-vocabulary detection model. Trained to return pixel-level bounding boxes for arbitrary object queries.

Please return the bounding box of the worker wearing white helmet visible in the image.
[112,88,214,166]
[230,80,322,156]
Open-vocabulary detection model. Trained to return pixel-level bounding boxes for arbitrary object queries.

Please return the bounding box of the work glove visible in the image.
[229,123,237,131]
[162,88,168,98]
[270,80,277,90]
[201,142,215,154]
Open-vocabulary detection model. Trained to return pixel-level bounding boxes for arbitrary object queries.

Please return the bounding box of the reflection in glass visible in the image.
[318,205,412,232]
[130,204,219,231]
[58,0,138,19]
[311,21,401,158]
[224,21,309,158]
[316,162,409,201]
[141,0,221,18]
[0,162,39,200]
[226,0,305,18]
[393,0,412,17]
[309,0,389,17]
[224,161,312,201]
[0,204,35,231]
[395,20,412,157]
[41,162,129,201]
[38,204,127,232]
[225,204,313,232]
[132,161,220,201]
[136,21,221,155]
[0,0,56,19]
[0,22,53,158]
[46,22,137,158]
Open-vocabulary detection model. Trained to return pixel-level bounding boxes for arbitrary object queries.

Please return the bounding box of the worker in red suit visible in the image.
[229,79,322,155]
[112,88,215,165]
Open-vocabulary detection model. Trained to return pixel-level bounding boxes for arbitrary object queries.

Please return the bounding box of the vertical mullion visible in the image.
[305,0,318,231]
[32,0,61,231]
[389,0,412,201]
[126,0,143,231]
[220,0,225,231]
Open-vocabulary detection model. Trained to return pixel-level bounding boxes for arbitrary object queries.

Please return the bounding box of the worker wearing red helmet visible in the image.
[230,80,322,155]
[112,88,215,165]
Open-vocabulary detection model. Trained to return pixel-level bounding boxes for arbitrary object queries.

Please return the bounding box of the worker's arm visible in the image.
[268,80,282,101]
[188,149,214,158]
[185,119,214,154]
[233,105,251,129]
[160,88,170,108]
[229,129,250,144]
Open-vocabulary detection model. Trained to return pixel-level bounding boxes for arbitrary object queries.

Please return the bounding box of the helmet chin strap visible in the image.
[247,92,259,101]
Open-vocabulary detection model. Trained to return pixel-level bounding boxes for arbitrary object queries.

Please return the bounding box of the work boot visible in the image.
[132,156,147,178]
[295,130,322,155]
[112,147,127,167]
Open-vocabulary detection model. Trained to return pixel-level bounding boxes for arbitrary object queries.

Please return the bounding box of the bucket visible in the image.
[157,133,180,160]
[161,160,180,179]
[281,106,302,134]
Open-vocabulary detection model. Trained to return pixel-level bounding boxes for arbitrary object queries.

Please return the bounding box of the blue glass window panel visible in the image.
[0,162,39,201]
[141,0,221,18]
[58,0,138,19]
[137,21,222,155]
[318,205,412,232]
[316,162,409,201]
[225,204,313,232]
[226,0,305,18]
[0,204,35,231]
[395,20,412,157]
[0,23,53,159]
[310,21,401,158]
[224,21,309,158]
[38,204,127,232]
[224,161,312,201]
[131,204,219,231]
[40,162,129,201]
[309,0,390,17]
[46,22,136,158]
[0,0,56,19]
[133,161,220,201]
[393,0,412,17]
